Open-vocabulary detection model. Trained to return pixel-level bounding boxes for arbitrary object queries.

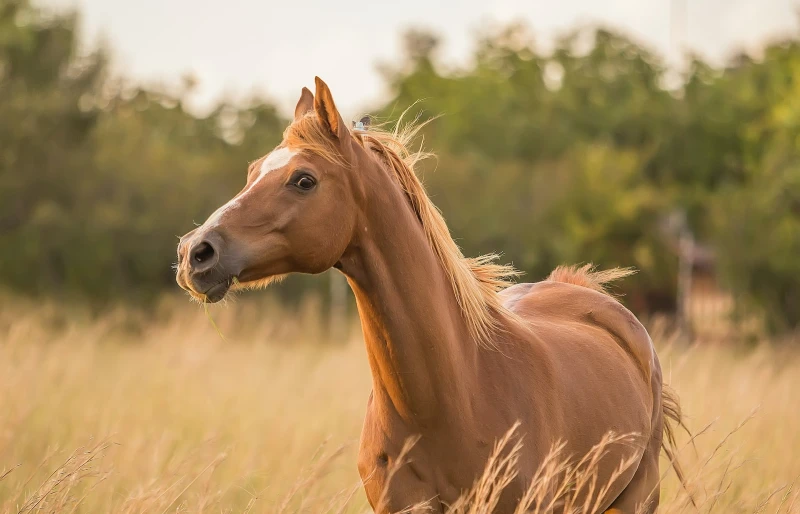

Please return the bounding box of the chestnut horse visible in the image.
[176,77,688,513]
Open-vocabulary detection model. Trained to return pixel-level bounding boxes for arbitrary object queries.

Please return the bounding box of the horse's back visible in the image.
[503,280,656,385]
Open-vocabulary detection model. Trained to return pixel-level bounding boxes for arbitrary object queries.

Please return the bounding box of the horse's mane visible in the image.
[284,112,520,347]
[547,264,635,297]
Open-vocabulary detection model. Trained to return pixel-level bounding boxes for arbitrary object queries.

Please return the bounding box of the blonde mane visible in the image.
[284,112,520,347]
[547,264,636,297]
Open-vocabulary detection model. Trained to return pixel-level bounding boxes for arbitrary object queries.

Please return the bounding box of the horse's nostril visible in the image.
[193,242,214,263]
[189,240,218,271]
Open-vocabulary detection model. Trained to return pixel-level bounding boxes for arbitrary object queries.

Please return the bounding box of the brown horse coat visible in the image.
[175,77,687,513]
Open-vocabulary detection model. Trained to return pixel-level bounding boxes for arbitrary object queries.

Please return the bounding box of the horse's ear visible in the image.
[294,87,314,120]
[314,76,348,140]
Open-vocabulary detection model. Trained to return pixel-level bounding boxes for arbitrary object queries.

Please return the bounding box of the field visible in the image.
[0,295,798,513]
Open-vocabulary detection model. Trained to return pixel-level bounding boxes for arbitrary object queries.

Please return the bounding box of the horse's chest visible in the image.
[356,396,448,511]
[355,394,524,512]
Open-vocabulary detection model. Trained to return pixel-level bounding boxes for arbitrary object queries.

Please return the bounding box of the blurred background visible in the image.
[2,0,800,338]
[1,1,800,512]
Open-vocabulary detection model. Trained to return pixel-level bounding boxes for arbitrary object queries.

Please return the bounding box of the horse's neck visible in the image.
[339,178,479,426]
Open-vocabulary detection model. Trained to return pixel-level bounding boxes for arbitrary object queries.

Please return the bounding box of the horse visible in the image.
[175,77,689,513]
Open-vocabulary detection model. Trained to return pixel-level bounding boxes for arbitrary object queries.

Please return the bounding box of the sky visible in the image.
[45,0,800,119]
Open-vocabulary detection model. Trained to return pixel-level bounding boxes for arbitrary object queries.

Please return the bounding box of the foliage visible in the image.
[1,1,798,330]
[378,24,800,328]
[0,0,286,301]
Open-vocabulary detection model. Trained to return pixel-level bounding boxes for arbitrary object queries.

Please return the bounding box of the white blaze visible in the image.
[259,146,295,177]
[204,146,297,227]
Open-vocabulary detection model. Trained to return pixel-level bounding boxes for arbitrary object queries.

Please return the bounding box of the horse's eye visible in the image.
[290,172,316,191]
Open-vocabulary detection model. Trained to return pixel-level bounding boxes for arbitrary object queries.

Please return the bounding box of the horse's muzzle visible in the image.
[176,230,239,302]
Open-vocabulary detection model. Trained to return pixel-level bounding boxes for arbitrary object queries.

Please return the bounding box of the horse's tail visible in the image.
[661,384,697,507]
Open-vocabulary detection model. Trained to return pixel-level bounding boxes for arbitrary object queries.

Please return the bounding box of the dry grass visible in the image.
[0,295,798,513]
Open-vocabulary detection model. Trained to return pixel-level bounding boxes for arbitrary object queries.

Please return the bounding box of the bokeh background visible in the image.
[1,0,799,512]
[3,0,800,335]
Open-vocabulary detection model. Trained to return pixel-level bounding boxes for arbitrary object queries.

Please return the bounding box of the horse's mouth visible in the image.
[179,271,272,304]
[201,278,233,303]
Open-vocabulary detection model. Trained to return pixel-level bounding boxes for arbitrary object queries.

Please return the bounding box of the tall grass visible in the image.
[0,295,798,513]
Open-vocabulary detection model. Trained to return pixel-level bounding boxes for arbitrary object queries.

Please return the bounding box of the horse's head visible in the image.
[176,77,365,302]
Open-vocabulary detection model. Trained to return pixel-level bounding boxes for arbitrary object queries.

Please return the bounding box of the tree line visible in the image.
[1,1,798,332]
